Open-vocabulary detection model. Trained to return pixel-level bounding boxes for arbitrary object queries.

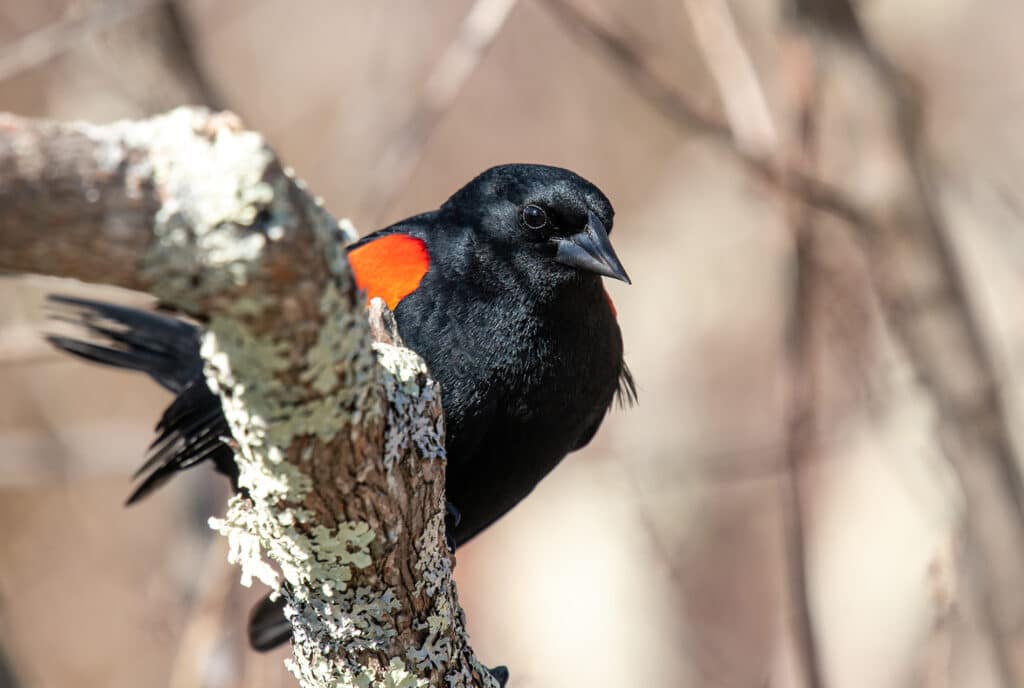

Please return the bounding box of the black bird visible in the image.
[49,163,635,653]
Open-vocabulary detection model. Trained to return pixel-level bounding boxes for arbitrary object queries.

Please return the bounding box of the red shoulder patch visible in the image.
[604,288,617,318]
[348,234,429,310]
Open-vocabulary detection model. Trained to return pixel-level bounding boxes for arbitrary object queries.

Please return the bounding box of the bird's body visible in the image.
[49,163,633,650]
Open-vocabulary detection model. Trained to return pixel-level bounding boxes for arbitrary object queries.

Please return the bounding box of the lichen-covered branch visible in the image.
[0,107,495,688]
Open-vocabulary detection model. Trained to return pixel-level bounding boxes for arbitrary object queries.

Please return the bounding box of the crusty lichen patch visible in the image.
[131,108,278,311]
[122,107,353,315]
[404,514,498,688]
[374,343,446,471]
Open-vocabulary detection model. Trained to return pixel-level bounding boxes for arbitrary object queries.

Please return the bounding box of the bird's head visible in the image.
[442,164,630,286]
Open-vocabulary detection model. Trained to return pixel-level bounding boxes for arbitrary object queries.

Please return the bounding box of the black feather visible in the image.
[617,362,638,407]
[47,296,236,501]
[248,594,291,651]
[47,295,201,392]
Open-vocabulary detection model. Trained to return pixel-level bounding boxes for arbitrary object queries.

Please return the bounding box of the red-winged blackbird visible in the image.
[49,163,634,653]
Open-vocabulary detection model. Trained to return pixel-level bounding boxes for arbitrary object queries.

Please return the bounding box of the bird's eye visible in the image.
[521,204,548,230]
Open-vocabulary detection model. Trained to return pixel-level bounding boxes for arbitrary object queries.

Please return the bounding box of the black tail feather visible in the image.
[248,594,292,652]
[617,361,637,407]
[47,295,237,502]
[47,295,203,393]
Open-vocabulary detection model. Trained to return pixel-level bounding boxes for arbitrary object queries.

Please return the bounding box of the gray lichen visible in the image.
[127,108,276,310]
[374,343,447,471]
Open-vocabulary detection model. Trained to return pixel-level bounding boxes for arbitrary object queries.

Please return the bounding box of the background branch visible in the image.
[540,0,868,229]
[791,6,1024,683]
[679,0,778,157]
[358,0,519,223]
[0,0,164,84]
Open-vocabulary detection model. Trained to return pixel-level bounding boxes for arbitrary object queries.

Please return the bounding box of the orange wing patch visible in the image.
[348,234,430,310]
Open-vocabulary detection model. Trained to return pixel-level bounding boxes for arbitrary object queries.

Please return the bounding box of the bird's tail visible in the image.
[46,295,237,503]
[248,593,292,651]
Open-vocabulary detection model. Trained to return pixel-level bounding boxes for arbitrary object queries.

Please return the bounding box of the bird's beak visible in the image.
[554,211,631,284]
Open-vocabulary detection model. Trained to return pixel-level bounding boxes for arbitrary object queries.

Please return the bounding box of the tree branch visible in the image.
[0,107,496,688]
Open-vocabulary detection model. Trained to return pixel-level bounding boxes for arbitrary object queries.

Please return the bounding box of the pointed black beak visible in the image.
[554,211,631,284]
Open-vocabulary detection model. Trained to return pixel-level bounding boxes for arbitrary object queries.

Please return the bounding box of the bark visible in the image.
[0,107,496,688]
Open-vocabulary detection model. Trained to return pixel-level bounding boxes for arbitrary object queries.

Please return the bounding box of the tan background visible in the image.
[2,1,1024,686]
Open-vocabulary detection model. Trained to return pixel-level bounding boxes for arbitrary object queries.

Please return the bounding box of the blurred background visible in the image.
[2,0,1024,686]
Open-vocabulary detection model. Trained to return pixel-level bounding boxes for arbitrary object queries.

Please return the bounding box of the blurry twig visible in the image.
[539,0,868,232]
[0,645,20,688]
[539,0,723,136]
[679,0,777,157]
[789,0,865,43]
[550,3,1024,678]
[780,47,826,688]
[0,0,165,84]
[161,1,224,109]
[168,537,234,688]
[0,653,19,688]
[632,493,759,687]
[799,0,1024,532]
[0,640,20,688]
[359,0,520,222]
[679,3,826,682]
[870,69,1024,688]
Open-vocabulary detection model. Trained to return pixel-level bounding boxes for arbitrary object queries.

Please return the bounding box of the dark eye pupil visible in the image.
[522,204,547,229]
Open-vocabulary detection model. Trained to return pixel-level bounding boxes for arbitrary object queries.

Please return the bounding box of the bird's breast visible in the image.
[395,274,622,454]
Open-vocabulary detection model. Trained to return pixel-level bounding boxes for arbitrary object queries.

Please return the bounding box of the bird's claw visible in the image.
[444,500,461,553]
[445,500,462,526]
[487,665,510,687]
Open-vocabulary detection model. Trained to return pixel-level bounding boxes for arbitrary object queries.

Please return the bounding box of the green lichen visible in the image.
[380,659,430,688]
[133,108,281,311]
[286,658,428,688]
[301,282,368,395]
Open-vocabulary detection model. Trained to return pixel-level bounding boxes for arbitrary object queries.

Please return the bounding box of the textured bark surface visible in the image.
[0,107,494,688]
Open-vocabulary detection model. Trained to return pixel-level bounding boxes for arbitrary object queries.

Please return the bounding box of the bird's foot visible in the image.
[444,500,461,553]
[487,665,510,687]
[445,500,462,526]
